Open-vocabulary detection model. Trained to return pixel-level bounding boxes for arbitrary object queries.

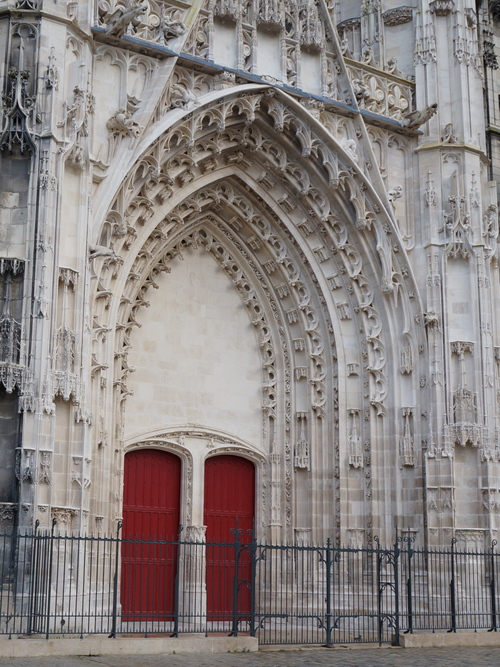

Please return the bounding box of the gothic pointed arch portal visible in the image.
[90,85,427,546]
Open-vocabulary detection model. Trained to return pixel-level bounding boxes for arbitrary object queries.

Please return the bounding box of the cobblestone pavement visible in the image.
[0,646,499,667]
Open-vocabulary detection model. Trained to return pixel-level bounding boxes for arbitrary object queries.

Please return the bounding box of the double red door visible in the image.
[121,449,181,620]
[121,450,255,621]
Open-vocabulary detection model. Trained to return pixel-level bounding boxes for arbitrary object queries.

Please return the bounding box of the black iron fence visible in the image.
[0,527,499,645]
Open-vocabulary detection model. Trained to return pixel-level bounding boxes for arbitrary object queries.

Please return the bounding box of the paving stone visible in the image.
[1,647,500,667]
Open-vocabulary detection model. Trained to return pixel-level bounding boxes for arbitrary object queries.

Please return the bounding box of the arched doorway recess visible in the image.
[91,85,426,547]
[121,449,181,620]
[204,455,255,620]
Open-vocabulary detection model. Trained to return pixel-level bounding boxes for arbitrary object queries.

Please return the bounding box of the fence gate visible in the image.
[253,541,399,645]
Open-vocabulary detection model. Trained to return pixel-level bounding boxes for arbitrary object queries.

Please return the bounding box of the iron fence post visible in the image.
[249,532,257,637]
[325,538,333,648]
[230,525,242,637]
[45,518,57,640]
[393,539,400,646]
[375,537,383,643]
[448,537,457,633]
[171,524,183,638]
[109,521,122,639]
[405,536,414,634]
[490,539,498,632]
[27,521,40,636]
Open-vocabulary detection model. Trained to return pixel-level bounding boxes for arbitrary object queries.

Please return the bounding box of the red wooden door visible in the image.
[121,449,181,620]
[204,455,255,621]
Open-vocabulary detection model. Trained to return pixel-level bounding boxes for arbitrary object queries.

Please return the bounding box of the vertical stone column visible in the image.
[179,525,207,633]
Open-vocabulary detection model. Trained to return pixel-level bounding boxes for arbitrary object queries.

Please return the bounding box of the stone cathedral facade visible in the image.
[1,0,500,550]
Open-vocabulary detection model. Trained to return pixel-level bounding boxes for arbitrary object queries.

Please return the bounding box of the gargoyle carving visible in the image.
[351,78,370,103]
[106,109,143,137]
[89,245,118,261]
[401,103,438,129]
[160,17,187,41]
[424,311,440,329]
[170,84,199,110]
[104,0,147,38]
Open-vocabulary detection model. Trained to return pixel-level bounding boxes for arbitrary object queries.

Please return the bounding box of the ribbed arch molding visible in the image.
[90,86,427,542]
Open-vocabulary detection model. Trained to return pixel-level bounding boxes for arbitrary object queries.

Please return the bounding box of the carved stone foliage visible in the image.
[96,0,188,46]
[185,525,206,542]
[106,108,144,159]
[382,7,413,27]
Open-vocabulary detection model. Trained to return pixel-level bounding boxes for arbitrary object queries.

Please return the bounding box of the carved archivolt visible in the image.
[91,85,424,539]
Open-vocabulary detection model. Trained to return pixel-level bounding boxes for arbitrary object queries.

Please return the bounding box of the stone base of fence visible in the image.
[0,634,258,658]
[400,631,500,648]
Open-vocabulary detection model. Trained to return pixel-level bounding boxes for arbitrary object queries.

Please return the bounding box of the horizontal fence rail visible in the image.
[0,528,498,645]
